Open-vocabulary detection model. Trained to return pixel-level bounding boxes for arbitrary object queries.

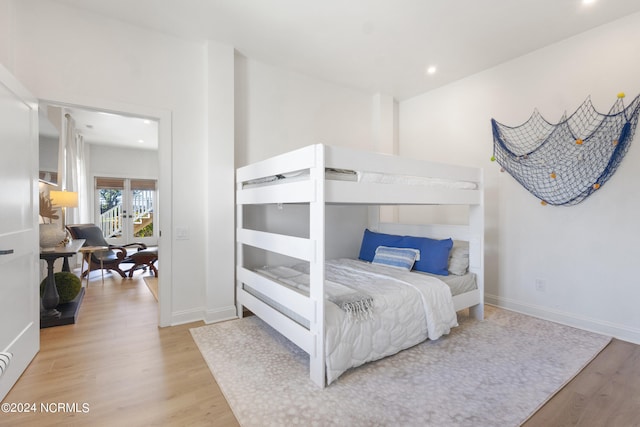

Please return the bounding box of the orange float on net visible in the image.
[540,200,548,206]
[613,140,619,146]
[593,183,601,190]
[575,139,583,145]
[550,172,556,179]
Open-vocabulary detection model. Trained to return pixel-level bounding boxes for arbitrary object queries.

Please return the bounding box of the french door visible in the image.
[95,177,157,246]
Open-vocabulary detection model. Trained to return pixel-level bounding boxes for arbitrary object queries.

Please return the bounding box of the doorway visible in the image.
[38,99,172,326]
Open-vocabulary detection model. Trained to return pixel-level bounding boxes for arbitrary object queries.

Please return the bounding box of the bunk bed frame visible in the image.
[236,144,484,388]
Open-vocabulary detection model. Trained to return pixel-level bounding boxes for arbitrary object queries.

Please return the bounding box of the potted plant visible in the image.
[39,191,66,248]
[39,271,81,303]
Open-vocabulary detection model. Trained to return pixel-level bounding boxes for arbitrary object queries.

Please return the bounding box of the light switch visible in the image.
[175,226,190,240]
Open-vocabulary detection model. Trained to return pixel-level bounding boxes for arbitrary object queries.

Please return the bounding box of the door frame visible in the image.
[40,97,173,327]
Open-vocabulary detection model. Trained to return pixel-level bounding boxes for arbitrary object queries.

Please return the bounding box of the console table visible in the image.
[40,239,85,328]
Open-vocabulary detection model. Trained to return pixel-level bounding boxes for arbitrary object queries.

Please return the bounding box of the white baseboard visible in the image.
[486,293,640,345]
[169,305,238,327]
[204,305,238,324]
[170,307,206,326]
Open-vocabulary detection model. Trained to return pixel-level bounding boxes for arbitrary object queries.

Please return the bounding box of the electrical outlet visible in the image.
[534,278,546,292]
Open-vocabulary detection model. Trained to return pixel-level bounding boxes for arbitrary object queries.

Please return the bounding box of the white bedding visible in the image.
[253,258,458,384]
[357,171,477,189]
[243,168,478,190]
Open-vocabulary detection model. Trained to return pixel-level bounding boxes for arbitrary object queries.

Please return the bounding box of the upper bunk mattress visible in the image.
[242,168,478,190]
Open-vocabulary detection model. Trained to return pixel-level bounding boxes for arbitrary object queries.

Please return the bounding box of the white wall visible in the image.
[39,136,58,174]
[4,0,209,324]
[0,0,13,69]
[400,12,640,343]
[205,42,236,323]
[235,55,375,167]
[90,145,158,179]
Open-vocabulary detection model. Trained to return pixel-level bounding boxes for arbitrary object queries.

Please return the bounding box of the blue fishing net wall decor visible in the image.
[491,93,640,206]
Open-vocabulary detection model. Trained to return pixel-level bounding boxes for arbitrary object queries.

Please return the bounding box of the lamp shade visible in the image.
[49,190,78,208]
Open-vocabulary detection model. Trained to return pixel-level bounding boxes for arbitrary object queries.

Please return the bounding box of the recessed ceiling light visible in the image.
[426,65,437,75]
[138,139,144,144]
[582,0,596,5]
[143,119,151,124]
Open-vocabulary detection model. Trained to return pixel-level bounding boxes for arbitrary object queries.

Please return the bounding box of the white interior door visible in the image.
[0,66,39,400]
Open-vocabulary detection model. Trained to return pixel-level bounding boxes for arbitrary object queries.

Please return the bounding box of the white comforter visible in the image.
[274,259,458,384]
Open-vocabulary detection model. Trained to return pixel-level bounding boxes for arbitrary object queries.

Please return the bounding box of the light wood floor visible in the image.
[524,337,640,426]
[3,274,639,426]
[2,272,239,427]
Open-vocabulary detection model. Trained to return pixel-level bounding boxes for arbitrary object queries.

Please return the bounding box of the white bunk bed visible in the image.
[236,144,484,388]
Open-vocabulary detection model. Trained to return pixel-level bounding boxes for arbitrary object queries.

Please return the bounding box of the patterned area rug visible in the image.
[190,306,610,427]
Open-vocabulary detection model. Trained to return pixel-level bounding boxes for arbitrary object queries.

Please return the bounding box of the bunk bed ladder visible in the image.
[235,144,327,388]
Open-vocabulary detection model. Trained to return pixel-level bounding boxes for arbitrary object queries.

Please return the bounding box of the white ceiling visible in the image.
[48,0,640,148]
[65,107,158,150]
[40,104,159,150]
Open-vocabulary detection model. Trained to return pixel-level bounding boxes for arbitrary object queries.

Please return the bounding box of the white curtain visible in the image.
[63,113,90,224]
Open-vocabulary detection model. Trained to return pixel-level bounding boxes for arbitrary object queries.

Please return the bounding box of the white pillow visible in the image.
[448,240,469,275]
[372,246,420,271]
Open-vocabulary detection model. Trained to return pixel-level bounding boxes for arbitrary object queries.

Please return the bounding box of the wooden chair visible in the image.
[128,247,158,277]
[67,224,147,279]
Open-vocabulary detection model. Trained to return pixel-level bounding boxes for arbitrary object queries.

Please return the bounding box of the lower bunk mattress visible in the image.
[245,258,466,384]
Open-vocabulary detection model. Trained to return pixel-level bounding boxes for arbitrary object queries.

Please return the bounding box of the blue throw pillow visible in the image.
[372,246,420,270]
[402,235,452,276]
[358,229,405,262]
[358,229,453,276]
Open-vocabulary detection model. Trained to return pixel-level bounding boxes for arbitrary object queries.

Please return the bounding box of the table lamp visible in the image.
[49,190,78,231]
